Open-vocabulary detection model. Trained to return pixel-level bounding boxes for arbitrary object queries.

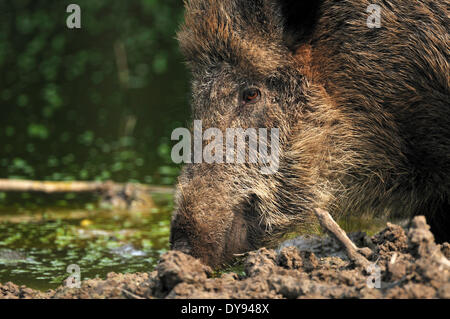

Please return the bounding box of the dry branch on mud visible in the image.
[314,208,372,268]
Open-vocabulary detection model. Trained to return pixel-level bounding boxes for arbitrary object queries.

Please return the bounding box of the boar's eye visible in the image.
[241,88,261,105]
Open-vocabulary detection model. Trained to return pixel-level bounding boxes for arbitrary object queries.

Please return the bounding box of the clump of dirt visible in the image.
[0,273,154,299]
[0,282,48,299]
[1,216,449,299]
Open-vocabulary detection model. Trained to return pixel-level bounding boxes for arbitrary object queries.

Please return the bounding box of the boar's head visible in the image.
[169,0,326,267]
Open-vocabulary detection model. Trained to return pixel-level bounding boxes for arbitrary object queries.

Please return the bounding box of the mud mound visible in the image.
[1,216,449,299]
[0,282,48,299]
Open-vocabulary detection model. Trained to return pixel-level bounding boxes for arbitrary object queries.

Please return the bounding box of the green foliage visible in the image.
[0,0,189,185]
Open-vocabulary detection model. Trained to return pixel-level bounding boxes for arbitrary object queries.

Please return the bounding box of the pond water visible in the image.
[0,192,173,291]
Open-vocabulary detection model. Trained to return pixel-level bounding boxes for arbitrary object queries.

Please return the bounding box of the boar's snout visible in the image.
[170,169,253,267]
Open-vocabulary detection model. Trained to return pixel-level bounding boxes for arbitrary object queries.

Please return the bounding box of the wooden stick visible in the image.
[0,179,173,194]
[314,208,372,268]
[0,179,174,211]
[0,179,106,193]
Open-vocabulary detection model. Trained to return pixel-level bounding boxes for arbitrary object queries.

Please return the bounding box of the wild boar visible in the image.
[170,0,450,266]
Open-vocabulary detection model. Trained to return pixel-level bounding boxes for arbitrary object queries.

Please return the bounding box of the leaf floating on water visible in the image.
[80,219,93,227]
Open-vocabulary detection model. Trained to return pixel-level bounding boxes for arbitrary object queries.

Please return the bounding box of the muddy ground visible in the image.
[1,216,449,299]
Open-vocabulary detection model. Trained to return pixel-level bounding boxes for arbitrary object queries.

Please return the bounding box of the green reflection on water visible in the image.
[0,193,173,291]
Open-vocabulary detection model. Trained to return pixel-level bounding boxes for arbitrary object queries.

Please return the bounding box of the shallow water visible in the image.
[0,193,173,291]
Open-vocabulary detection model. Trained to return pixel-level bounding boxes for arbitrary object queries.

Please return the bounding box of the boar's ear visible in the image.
[273,0,322,49]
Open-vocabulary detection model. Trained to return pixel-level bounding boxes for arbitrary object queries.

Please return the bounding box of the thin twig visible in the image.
[314,208,372,268]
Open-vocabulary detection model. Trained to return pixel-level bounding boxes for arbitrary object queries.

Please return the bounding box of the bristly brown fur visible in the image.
[171,0,450,267]
[177,0,290,75]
